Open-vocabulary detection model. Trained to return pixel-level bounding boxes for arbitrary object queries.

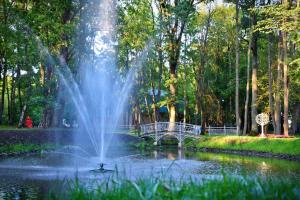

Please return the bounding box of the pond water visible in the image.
[0,148,299,199]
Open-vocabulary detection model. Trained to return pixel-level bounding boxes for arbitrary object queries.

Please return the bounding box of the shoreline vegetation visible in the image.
[185,136,300,161]
[0,143,55,157]
[0,128,299,162]
[50,174,300,200]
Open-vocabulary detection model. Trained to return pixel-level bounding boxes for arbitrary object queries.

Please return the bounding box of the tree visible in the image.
[255,1,299,135]
[157,0,196,124]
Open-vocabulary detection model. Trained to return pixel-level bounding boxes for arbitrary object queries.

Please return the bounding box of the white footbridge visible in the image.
[140,122,237,147]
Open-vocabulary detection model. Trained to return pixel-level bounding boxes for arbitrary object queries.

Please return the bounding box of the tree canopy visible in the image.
[0,0,299,135]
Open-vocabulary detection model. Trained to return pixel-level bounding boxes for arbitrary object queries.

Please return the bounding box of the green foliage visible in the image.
[131,140,155,150]
[0,143,55,154]
[0,0,299,131]
[254,5,299,33]
[51,174,300,200]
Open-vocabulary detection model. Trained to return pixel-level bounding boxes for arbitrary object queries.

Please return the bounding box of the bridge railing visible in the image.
[140,122,201,136]
[140,122,237,136]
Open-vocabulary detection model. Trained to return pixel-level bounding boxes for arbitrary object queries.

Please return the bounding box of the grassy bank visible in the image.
[0,143,55,155]
[51,175,300,200]
[186,136,300,156]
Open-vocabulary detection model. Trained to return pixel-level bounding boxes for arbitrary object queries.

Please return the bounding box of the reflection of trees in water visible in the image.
[258,161,271,176]
[191,152,300,179]
[151,148,185,160]
[167,153,176,160]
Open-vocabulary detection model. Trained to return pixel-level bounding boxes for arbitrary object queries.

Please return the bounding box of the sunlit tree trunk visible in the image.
[282,31,289,136]
[251,33,258,133]
[274,32,283,134]
[169,65,177,124]
[243,31,252,135]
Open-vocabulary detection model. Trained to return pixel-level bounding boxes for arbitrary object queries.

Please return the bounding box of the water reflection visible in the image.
[0,148,299,199]
[186,151,300,179]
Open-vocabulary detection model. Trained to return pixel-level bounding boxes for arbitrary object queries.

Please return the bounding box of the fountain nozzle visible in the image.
[99,163,104,171]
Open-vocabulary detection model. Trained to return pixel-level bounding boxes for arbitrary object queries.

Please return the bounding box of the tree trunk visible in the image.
[228,49,232,125]
[169,64,176,124]
[17,65,23,115]
[282,31,289,136]
[155,11,164,122]
[18,105,27,128]
[0,0,8,124]
[183,37,188,124]
[6,76,11,124]
[251,14,259,133]
[201,111,207,133]
[194,103,199,125]
[274,32,283,134]
[268,33,276,132]
[243,32,252,135]
[150,61,160,123]
[0,61,7,124]
[144,95,152,122]
[150,79,158,122]
[10,72,16,125]
[235,0,240,134]
[40,62,53,128]
[133,96,142,131]
[157,43,163,121]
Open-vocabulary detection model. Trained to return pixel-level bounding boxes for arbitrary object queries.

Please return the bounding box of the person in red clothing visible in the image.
[25,116,33,128]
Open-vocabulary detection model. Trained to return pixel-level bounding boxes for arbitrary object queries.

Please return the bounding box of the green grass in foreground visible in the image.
[0,143,55,154]
[50,175,300,200]
[186,136,300,156]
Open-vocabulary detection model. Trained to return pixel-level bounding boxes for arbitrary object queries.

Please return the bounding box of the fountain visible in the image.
[56,0,143,167]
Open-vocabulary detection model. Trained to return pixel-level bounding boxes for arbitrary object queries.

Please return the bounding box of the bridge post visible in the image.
[154,121,158,146]
[178,142,182,148]
[178,122,183,148]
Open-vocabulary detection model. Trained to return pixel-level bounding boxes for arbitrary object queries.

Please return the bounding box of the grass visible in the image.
[0,126,75,131]
[186,136,300,156]
[50,174,300,200]
[0,125,19,130]
[0,143,55,154]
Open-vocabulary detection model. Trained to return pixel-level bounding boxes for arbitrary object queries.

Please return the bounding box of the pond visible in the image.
[0,147,299,199]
